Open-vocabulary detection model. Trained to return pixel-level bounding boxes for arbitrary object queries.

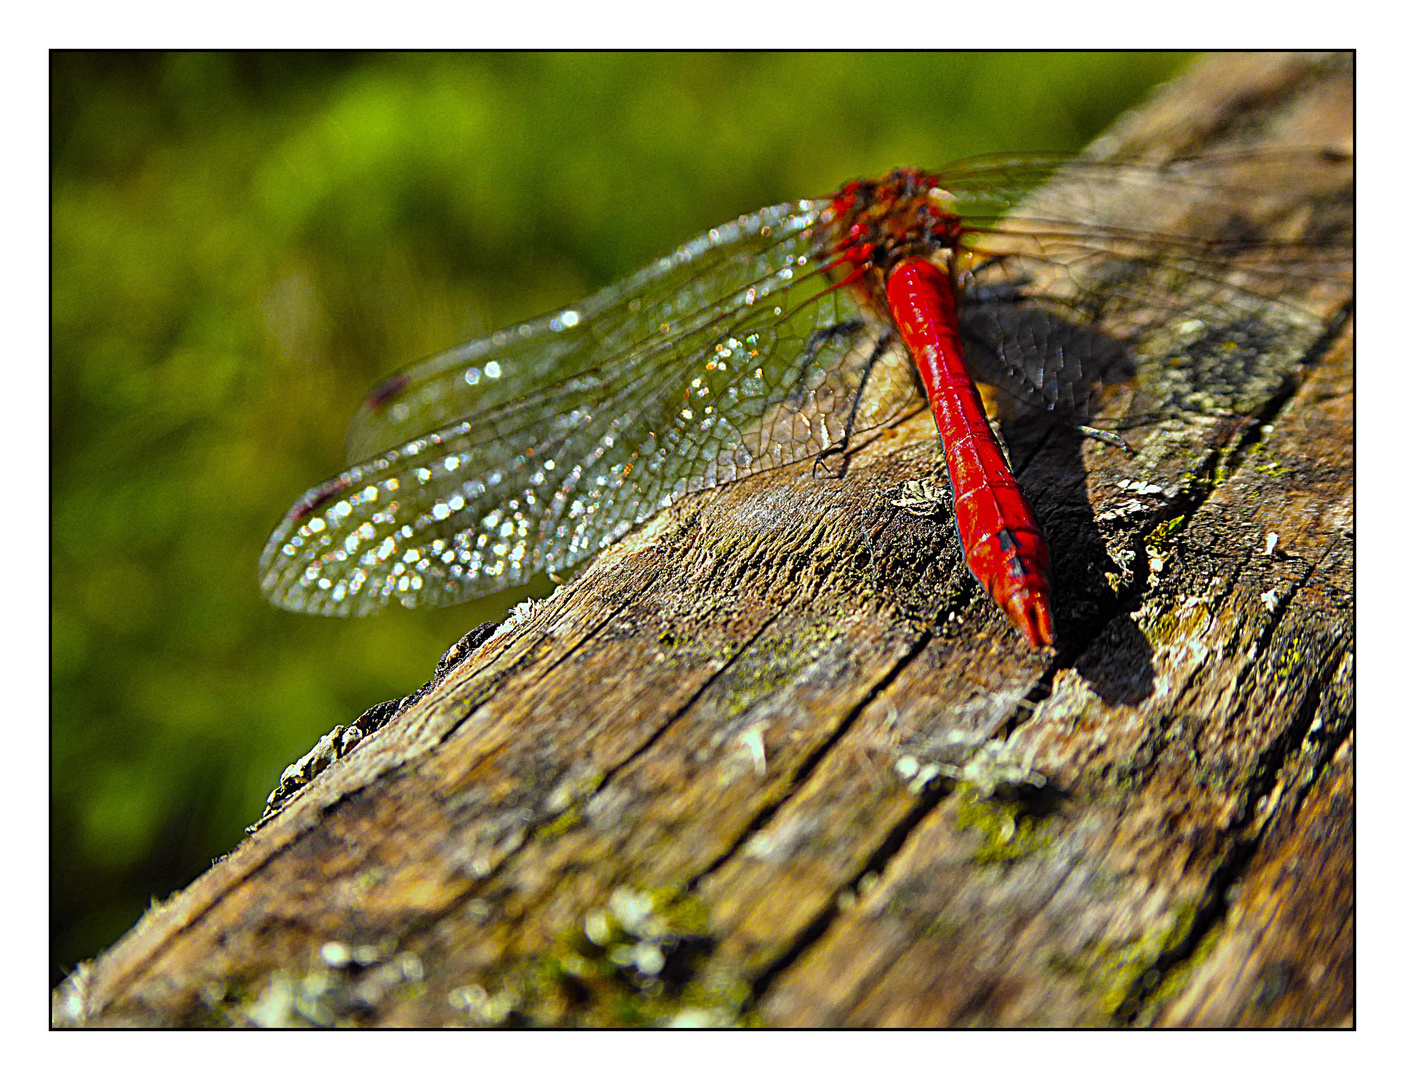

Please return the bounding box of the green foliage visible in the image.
[50,50,1189,984]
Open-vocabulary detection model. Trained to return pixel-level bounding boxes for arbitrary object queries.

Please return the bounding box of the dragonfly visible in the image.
[259,149,1352,648]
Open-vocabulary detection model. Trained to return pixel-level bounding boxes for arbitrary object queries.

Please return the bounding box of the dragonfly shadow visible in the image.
[964,300,1160,702]
[1008,422,1156,706]
[960,293,1138,427]
[859,295,1161,704]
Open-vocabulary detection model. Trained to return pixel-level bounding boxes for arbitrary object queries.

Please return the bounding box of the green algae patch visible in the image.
[1146,515,1186,560]
[449,885,751,1028]
[1146,599,1212,646]
[1247,441,1288,477]
[712,622,846,719]
[953,783,1052,866]
[1142,922,1223,1018]
[1042,901,1205,1024]
[921,916,964,942]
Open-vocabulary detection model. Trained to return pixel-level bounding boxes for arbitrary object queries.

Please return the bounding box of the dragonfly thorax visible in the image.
[825,168,965,278]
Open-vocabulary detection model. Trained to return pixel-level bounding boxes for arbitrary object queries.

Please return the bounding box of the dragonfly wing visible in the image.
[949,149,1352,425]
[348,200,825,462]
[262,203,922,616]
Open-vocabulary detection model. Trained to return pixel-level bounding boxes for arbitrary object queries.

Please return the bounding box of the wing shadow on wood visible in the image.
[859,421,1156,706]
[860,302,1158,704]
[1015,422,1157,705]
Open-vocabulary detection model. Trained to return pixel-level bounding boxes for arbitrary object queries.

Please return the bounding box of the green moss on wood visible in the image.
[449,884,751,1028]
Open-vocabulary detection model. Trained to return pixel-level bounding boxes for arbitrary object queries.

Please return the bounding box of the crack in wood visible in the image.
[1111,625,1352,1024]
[690,629,934,889]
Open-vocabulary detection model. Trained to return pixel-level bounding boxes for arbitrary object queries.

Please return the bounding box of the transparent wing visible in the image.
[947,149,1353,423]
[262,150,1353,617]
[260,200,921,616]
[345,201,849,462]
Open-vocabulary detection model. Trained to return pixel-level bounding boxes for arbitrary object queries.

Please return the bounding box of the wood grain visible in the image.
[53,52,1354,1029]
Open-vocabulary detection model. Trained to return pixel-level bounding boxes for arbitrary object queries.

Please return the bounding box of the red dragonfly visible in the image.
[259,150,1351,648]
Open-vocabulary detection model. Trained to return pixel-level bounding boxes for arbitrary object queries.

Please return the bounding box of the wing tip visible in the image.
[364,372,413,412]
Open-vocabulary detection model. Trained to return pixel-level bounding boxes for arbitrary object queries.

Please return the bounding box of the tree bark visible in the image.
[55,52,1354,1029]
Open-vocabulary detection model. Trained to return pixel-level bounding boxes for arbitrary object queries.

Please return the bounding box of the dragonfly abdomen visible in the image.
[884,257,1054,648]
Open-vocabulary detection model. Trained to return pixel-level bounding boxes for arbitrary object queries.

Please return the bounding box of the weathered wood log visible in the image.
[54,52,1354,1029]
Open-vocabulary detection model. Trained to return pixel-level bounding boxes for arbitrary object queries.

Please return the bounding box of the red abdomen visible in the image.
[884,258,1054,648]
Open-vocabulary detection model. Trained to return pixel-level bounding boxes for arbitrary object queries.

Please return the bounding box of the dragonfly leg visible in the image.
[813,329,896,478]
[792,320,864,388]
[1077,424,1132,453]
[959,269,1033,308]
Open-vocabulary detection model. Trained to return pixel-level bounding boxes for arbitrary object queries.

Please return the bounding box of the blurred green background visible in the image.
[50,51,1191,985]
